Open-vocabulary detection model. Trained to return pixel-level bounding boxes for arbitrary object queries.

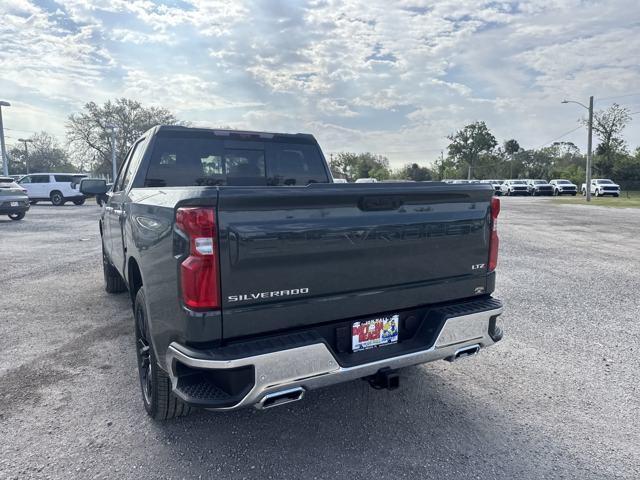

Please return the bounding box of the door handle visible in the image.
[113,208,125,218]
[105,206,114,213]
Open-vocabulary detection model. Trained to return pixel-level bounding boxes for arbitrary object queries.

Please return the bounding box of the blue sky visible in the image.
[1,0,639,167]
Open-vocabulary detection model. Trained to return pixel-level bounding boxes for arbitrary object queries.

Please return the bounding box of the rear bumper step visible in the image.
[166,299,503,410]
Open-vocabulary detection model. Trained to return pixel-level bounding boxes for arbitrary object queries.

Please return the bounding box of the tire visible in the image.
[50,191,65,206]
[134,288,192,420]
[73,198,86,206]
[595,190,600,197]
[614,193,619,198]
[8,212,25,221]
[531,190,536,196]
[571,193,576,196]
[103,240,127,293]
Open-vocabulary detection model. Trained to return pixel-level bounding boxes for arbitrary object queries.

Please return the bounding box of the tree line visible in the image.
[6,99,639,189]
[330,103,640,187]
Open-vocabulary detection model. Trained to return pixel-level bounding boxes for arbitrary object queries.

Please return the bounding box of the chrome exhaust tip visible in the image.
[445,344,481,362]
[256,387,306,409]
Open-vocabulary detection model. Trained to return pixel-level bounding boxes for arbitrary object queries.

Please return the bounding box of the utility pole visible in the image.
[18,138,33,174]
[586,96,594,202]
[561,96,594,202]
[0,100,10,176]
[106,125,117,182]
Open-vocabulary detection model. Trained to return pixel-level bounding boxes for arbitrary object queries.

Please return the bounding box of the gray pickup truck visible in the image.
[82,126,504,420]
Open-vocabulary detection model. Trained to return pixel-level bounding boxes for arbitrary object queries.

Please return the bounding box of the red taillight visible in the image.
[488,197,500,271]
[175,207,220,310]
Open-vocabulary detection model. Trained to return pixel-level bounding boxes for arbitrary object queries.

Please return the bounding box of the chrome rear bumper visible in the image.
[166,303,503,411]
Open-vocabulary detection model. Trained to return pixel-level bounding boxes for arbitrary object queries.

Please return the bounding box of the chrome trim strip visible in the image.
[166,305,503,411]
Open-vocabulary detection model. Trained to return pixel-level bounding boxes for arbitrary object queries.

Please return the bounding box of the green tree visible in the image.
[329,152,391,181]
[432,156,458,180]
[8,132,74,174]
[504,139,520,155]
[395,163,433,181]
[587,103,631,177]
[447,121,498,178]
[66,98,181,178]
[612,149,640,181]
[329,152,358,181]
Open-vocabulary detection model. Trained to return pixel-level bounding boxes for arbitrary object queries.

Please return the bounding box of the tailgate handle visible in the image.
[358,196,403,211]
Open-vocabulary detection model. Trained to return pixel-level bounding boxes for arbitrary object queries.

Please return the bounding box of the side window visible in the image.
[32,175,50,184]
[121,138,147,191]
[19,176,31,184]
[266,143,329,186]
[54,175,74,183]
[113,143,139,192]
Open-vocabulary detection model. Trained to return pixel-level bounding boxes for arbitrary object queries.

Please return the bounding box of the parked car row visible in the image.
[442,178,622,197]
[333,177,620,198]
[493,179,558,196]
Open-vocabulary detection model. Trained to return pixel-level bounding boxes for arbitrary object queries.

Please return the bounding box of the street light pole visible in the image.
[18,138,33,174]
[0,100,10,176]
[561,97,594,202]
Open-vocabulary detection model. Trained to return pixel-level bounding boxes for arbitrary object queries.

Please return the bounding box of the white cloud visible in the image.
[121,69,263,112]
[0,2,113,106]
[0,0,639,168]
[109,28,174,45]
[317,98,359,117]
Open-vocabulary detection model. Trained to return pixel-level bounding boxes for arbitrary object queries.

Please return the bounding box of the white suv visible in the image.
[18,173,87,206]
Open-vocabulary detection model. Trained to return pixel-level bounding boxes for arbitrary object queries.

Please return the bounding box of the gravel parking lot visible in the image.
[1,198,638,479]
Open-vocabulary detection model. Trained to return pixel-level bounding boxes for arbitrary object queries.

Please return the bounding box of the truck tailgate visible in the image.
[216,183,495,339]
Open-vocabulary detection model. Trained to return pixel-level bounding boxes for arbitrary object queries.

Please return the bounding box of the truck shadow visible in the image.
[149,366,577,479]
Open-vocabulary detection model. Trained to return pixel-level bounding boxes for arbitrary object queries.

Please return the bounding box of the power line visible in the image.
[537,125,583,149]
[595,92,640,102]
[4,127,38,134]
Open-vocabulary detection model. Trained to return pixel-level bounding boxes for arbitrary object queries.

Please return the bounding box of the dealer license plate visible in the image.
[352,315,399,352]
[10,202,19,207]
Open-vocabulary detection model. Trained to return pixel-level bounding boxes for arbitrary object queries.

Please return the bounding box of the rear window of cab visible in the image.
[143,132,330,188]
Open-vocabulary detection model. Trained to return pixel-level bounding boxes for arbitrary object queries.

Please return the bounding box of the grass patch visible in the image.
[553,191,640,208]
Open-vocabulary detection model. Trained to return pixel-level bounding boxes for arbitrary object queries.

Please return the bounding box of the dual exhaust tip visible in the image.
[445,344,481,362]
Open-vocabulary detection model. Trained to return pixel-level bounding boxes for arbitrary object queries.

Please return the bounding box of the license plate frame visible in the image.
[352,315,399,352]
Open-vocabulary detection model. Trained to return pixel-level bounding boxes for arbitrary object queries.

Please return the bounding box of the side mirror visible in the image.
[80,178,109,195]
